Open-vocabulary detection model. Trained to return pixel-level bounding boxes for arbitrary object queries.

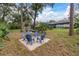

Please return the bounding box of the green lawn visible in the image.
[0,28,79,56]
[46,29,79,55]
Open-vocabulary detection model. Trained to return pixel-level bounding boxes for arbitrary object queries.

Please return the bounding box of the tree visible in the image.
[17,3,32,32]
[31,3,55,29]
[48,20,56,23]
[69,3,74,36]
[0,3,15,22]
[31,3,44,29]
[8,13,21,29]
[19,4,24,32]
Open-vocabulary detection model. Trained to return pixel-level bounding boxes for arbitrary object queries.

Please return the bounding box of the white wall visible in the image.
[56,24,69,28]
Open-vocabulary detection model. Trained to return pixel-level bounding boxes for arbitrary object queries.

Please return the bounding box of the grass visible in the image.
[0,28,79,55]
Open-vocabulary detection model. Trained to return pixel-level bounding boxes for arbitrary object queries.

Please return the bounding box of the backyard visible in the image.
[0,3,79,56]
[0,29,79,56]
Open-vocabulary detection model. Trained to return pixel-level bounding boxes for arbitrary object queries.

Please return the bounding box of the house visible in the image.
[47,18,75,28]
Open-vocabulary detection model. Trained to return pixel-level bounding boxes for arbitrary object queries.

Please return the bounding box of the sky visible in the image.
[36,3,70,22]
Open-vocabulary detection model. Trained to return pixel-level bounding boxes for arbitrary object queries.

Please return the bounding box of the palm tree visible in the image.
[69,3,74,36]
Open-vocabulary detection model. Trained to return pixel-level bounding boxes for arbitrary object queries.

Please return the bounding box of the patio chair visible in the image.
[21,32,26,40]
[25,34,34,45]
[41,32,46,40]
[34,31,39,42]
[34,31,39,37]
[39,32,46,43]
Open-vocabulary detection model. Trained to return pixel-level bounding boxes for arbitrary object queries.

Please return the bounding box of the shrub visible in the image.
[48,26,54,30]
[8,23,21,29]
[75,16,79,28]
[0,22,9,38]
[35,23,48,32]
[76,28,79,34]
[0,22,9,49]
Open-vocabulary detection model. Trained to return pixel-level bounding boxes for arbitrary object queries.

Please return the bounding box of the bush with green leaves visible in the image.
[76,28,79,34]
[75,16,79,28]
[35,23,48,32]
[75,16,79,34]
[0,22,9,38]
[8,22,21,29]
[0,22,9,49]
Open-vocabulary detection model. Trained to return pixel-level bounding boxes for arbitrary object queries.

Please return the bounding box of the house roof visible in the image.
[48,18,70,25]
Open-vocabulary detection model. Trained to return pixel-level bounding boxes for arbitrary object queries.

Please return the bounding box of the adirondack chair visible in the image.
[34,31,39,37]
[34,31,39,42]
[21,32,26,40]
[41,32,46,40]
[25,34,34,45]
[39,32,46,43]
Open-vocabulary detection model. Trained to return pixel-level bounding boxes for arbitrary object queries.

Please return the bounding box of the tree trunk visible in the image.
[69,3,74,36]
[2,15,5,22]
[1,12,5,22]
[33,11,37,29]
[21,9,24,32]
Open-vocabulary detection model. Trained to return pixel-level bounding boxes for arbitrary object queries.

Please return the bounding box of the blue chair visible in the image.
[34,31,39,37]
[21,32,26,40]
[39,32,46,43]
[41,32,46,40]
[34,31,39,42]
[25,34,34,45]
